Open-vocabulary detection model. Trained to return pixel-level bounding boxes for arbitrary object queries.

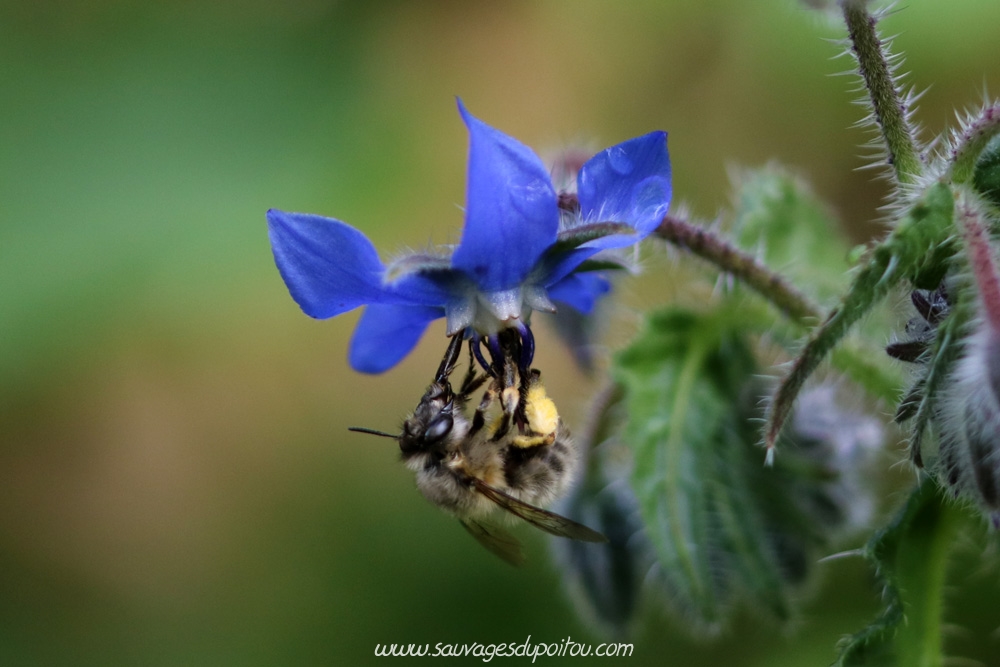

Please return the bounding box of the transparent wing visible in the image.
[460,519,525,567]
[471,478,608,543]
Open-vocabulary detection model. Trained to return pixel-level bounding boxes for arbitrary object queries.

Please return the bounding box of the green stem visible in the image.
[654,217,902,408]
[835,480,965,666]
[958,195,1000,331]
[654,214,822,324]
[842,0,923,184]
[893,484,961,667]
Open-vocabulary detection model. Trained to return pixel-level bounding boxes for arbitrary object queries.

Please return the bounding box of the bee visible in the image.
[350,331,606,565]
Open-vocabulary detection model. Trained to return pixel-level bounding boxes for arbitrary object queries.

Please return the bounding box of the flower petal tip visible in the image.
[451,102,559,292]
[266,210,387,319]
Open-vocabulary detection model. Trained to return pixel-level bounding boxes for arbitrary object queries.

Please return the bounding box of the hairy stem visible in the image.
[842,0,923,184]
[959,195,1000,331]
[949,104,1000,183]
[654,214,821,324]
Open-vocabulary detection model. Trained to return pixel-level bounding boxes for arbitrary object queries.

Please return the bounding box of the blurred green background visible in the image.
[3,0,1000,664]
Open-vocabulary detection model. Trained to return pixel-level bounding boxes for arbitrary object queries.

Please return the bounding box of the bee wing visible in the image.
[459,519,525,567]
[470,478,607,543]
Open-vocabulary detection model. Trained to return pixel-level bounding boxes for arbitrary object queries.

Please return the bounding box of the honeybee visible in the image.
[350,331,606,565]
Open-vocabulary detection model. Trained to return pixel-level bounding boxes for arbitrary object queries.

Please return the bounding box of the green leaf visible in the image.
[708,416,795,621]
[972,134,1000,210]
[614,301,881,631]
[727,166,905,404]
[949,103,1000,186]
[731,166,852,300]
[834,479,964,667]
[615,309,746,628]
[612,306,878,631]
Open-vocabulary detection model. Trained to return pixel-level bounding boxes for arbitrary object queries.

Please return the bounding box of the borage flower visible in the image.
[267,100,671,373]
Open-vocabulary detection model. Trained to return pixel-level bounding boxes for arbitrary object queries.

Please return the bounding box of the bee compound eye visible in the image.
[423,414,453,443]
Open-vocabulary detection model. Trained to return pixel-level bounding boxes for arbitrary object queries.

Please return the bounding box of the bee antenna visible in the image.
[348,426,400,439]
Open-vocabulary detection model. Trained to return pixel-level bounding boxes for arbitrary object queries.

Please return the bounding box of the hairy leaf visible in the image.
[615,309,748,628]
[834,479,963,667]
[731,166,852,301]
[971,134,1000,209]
[613,307,881,632]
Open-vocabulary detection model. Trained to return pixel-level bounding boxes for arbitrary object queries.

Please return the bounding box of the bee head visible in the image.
[399,381,462,457]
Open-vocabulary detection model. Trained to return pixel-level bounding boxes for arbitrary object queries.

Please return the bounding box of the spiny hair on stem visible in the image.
[833,2,928,191]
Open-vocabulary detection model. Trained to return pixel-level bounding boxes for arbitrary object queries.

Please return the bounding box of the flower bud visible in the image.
[550,458,650,637]
[936,326,1000,520]
[933,197,1000,521]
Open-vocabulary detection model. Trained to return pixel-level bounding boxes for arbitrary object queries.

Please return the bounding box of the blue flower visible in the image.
[267,100,671,373]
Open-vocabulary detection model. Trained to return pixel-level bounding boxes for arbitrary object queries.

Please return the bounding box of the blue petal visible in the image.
[348,304,444,374]
[547,272,611,315]
[267,209,387,319]
[451,100,559,292]
[386,271,456,307]
[577,131,671,250]
[538,246,602,289]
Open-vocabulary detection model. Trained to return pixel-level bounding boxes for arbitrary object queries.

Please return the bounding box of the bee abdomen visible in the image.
[503,432,577,507]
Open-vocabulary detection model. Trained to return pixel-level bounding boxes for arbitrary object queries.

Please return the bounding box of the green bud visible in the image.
[973,135,1000,212]
[551,386,650,636]
[551,454,650,637]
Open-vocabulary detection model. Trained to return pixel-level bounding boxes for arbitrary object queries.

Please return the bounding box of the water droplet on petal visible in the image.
[632,177,670,215]
[606,146,634,175]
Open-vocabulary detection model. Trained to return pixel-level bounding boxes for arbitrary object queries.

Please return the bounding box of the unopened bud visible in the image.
[936,326,1000,517]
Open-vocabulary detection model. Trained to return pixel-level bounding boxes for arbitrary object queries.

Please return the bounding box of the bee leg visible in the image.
[494,325,534,428]
[491,352,521,442]
[469,353,520,443]
[514,364,533,431]
[469,378,498,437]
[435,334,465,384]
[485,328,532,431]
[457,341,480,393]
[453,343,488,411]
